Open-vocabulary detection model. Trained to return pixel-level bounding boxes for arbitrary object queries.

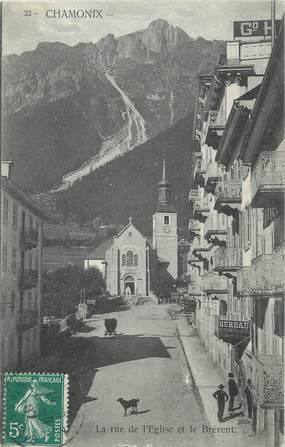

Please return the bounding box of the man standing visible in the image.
[228,372,239,412]
[213,384,229,422]
[244,379,253,419]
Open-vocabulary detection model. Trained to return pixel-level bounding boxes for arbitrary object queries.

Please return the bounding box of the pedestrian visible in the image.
[228,372,238,412]
[244,379,252,419]
[213,384,229,422]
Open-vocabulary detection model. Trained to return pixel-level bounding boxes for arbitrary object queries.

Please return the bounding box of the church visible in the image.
[92,158,178,300]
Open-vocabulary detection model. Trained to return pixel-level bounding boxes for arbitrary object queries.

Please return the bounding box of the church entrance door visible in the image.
[124,275,135,295]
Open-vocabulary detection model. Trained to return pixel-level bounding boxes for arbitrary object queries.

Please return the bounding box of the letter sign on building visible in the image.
[233,20,281,38]
[215,318,251,344]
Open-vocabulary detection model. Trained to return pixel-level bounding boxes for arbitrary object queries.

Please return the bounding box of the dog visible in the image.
[117,398,139,416]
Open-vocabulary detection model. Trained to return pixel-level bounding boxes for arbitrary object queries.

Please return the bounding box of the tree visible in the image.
[42,265,105,318]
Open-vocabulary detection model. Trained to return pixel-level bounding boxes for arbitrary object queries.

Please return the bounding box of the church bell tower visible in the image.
[153,156,178,279]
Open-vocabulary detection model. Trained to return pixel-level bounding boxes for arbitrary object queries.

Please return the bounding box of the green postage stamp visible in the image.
[3,373,69,446]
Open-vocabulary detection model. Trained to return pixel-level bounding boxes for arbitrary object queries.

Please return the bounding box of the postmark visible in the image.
[3,373,68,446]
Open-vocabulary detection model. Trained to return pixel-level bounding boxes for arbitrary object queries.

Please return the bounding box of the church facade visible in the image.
[104,158,178,299]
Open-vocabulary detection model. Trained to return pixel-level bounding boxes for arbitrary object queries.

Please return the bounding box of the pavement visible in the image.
[177,317,266,447]
[37,304,218,447]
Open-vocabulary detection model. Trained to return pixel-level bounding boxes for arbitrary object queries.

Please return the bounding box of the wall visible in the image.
[1,186,42,370]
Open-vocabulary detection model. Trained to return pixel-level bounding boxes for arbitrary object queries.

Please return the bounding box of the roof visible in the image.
[237,83,261,101]
[1,176,47,218]
[88,239,113,259]
[216,83,262,165]
[114,220,146,240]
[146,237,153,249]
[157,256,169,264]
[239,18,284,162]
[157,203,176,213]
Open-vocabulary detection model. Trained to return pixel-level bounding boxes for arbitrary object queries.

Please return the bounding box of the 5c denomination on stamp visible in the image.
[3,372,68,446]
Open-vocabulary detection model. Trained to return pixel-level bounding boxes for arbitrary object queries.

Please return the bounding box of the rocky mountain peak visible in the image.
[147,18,170,30]
[143,19,191,54]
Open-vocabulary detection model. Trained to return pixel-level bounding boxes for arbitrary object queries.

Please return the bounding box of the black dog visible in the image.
[117,398,139,416]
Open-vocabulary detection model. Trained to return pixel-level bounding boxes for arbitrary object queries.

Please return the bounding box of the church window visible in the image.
[164,216,169,225]
[128,232,132,237]
[134,254,138,266]
[126,251,134,267]
[122,254,126,266]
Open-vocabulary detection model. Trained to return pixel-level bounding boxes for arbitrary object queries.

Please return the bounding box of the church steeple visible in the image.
[157,156,176,212]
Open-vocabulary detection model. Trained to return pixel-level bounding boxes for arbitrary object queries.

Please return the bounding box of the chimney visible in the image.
[1,161,14,178]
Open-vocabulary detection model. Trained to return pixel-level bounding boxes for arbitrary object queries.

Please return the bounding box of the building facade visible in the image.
[1,162,45,370]
[94,158,178,301]
[189,19,284,447]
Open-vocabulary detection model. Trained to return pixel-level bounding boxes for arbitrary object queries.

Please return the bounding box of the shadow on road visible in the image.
[135,409,151,415]
[95,305,130,314]
[223,411,244,422]
[36,332,170,427]
[77,322,96,333]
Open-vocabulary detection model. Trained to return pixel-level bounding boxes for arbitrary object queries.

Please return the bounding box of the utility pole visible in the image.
[271,0,276,48]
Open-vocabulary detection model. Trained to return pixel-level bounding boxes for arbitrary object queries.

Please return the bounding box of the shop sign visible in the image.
[233,20,281,38]
[215,317,250,342]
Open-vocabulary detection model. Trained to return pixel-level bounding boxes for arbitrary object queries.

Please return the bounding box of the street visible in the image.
[62,304,212,447]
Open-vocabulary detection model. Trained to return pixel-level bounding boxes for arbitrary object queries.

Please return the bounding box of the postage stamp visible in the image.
[3,373,68,446]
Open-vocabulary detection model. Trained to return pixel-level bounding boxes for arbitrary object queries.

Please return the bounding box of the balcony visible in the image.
[237,267,251,295]
[21,228,38,250]
[204,160,222,193]
[214,179,242,215]
[17,309,38,331]
[203,272,228,295]
[19,269,38,291]
[204,214,227,246]
[193,244,213,266]
[214,315,251,344]
[205,110,226,150]
[188,189,198,204]
[252,354,284,408]
[188,218,200,239]
[193,200,209,223]
[213,247,241,278]
[251,151,285,208]
[187,257,204,269]
[249,254,284,296]
[188,282,204,297]
[193,152,206,187]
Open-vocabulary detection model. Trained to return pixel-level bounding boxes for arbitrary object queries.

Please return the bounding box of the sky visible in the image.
[2,0,284,55]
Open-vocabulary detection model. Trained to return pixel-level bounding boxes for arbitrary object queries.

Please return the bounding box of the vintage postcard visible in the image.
[1,1,284,446]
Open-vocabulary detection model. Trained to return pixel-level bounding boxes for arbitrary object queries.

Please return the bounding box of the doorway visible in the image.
[124,275,135,295]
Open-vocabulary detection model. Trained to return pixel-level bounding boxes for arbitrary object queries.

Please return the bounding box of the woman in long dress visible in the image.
[15,381,56,442]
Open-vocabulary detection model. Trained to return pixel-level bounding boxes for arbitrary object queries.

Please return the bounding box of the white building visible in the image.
[1,162,46,370]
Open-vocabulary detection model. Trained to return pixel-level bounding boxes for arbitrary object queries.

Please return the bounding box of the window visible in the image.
[0,291,6,318]
[2,246,8,272]
[27,292,32,311]
[12,247,17,274]
[12,202,17,229]
[243,207,251,250]
[164,216,169,225]
[123,251,138,267]
[3,197,9,224]
[10,290,15,314]
[126,251,134,267]
[128,232,132,238]
[34,292,38,311]
[220,300,227,316]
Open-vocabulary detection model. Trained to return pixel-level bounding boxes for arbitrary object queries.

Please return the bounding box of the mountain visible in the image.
[2,20,224,192]
[52,114,197,236]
